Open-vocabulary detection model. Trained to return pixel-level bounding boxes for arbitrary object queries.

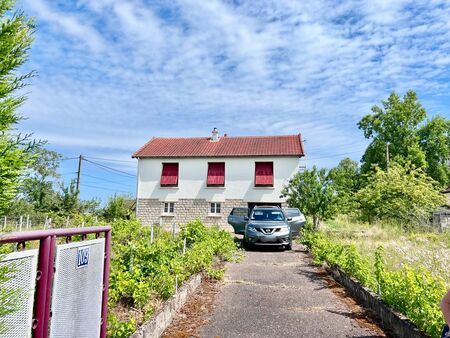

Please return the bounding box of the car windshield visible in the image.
[285,209,300,217]
[251,209,285,221]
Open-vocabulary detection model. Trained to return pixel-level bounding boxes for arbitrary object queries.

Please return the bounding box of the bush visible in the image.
[301,226,446,338]
[107,219,237,337]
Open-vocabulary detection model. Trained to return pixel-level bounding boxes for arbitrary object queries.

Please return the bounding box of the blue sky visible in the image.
[15,0,450,202]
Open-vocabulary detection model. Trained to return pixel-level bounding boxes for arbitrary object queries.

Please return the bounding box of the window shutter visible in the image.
[207,163,225,186]
[161,163,179,186]
[255,162,273,186]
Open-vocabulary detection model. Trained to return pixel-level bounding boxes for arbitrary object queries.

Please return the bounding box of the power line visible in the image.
[80,183,133,194]
[306,148,366,160]
[82,174,133,187]
[60,172,77,176]
[83,156,136,163]
[84,158,136,178]
[61,157,79,161]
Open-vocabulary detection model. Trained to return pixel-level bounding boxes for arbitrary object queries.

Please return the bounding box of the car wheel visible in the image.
[243,239,252,250]
[285,242,292,250]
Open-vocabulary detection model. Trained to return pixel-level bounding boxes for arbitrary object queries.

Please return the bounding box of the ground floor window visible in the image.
[210,202,221,214]
[164,202,175,213]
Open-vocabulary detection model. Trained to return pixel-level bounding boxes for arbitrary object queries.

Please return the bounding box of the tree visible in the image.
[0,0,37,213]
[356,162,445,227]
[21,148,62,211]
[102,195,132,221]
[329,158,360,214]
[358,91,427,174]
[418,115,450,187]
[282,166,337,228]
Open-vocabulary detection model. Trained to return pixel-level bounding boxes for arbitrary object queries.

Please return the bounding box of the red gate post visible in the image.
[100,229,112,338]
[42,235,56,336]
[32,235,52,338]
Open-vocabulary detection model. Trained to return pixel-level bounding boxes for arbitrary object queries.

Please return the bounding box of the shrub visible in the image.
[107,219,237,337]
[301,226,446,338]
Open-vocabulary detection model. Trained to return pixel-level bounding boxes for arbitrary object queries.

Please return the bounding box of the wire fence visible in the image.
[0,215,100,232]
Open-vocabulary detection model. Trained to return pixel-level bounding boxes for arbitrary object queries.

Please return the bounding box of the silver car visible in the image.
[228,206,293,250]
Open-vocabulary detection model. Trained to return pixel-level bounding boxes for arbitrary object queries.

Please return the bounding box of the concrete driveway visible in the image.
[197,242,385,338]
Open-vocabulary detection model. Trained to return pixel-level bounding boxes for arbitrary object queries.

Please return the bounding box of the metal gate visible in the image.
[0,226,111,338]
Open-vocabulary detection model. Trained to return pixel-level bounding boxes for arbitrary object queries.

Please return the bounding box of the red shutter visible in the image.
[255,162,273,186]
[160,163,179,186]
[207,162,225,186]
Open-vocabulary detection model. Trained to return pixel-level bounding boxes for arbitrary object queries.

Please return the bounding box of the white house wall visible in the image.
[137,156,299,203]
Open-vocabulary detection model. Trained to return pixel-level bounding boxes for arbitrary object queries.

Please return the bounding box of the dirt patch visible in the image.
[161,278,221,338]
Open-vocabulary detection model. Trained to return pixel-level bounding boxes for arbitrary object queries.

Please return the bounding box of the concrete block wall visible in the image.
[136,198,248,228]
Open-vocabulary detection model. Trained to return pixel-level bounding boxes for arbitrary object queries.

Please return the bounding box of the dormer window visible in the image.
[160,163,179,187]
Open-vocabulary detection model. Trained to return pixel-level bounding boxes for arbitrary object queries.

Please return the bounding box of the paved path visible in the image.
[198,243,385,338]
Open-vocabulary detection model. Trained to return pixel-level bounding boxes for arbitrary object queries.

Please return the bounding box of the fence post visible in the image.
[100,229,112,338]
[19,216,23,231]
[175,275,178,293]
[26,215,30,229]
[2,216,6,230]
[172,223,176,238]
[32,235,54,338]
[150,224,154,244]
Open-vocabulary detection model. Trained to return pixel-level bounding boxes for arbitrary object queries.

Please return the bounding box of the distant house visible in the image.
[132,129,305,227]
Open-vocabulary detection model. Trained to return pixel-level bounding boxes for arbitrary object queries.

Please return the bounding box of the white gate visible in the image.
[49,239,105,338]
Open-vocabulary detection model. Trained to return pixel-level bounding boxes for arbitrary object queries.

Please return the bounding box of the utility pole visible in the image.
[76,155,83,193]
[386,142,390,172]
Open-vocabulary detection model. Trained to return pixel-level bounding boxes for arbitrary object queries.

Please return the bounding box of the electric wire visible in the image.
[83,156,135,163]
[82,174,133,187]
[80,183,133,194]
[305,148,366,160]
[83,158,136,178]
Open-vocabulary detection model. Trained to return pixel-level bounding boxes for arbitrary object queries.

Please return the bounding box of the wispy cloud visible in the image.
[15,0,450,199]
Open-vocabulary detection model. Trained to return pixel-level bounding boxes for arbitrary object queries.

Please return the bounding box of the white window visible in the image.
[210,202,221,214]
[164,202,175,213]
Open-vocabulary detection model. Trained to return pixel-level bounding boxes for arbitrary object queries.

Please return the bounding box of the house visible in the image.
[132,129,305,227]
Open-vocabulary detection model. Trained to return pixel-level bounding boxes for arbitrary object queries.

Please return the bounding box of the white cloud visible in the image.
[17,0,450,174]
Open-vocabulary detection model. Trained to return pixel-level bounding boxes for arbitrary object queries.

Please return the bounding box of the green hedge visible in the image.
[301,226,446,338]
[107,219,237,337]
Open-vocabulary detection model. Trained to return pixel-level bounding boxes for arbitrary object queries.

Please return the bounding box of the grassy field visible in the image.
[300,216,449,337]
[322,216,450,285]
[320,217,450,287]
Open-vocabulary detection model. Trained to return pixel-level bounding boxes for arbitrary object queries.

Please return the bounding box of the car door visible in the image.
[227,207,249,234]
[286,209,302,236]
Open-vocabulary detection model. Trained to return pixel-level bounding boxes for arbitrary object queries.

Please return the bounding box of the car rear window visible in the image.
[285,209,300,217]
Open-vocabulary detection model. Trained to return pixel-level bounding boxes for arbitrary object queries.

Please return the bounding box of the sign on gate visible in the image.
[49,239,105,338]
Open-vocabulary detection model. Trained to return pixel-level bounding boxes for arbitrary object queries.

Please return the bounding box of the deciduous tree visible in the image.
[418,115,450,187]
[329,158,360,214]
[282,166,337,228]
[357,162,445,226]
[358,91,427,174]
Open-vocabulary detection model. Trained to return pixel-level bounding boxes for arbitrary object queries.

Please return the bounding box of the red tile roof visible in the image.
[133,134,304,158]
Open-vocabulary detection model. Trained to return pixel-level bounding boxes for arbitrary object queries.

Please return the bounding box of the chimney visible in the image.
[211,127,220,142]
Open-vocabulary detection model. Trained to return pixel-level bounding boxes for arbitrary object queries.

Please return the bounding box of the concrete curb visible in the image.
[130,273,203,338]
[325,264,429,338]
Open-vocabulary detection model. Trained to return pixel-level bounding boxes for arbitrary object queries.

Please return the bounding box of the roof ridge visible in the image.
[151,134,299,140]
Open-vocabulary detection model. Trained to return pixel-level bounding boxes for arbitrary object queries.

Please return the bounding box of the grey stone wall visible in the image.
[136,198,247,228]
